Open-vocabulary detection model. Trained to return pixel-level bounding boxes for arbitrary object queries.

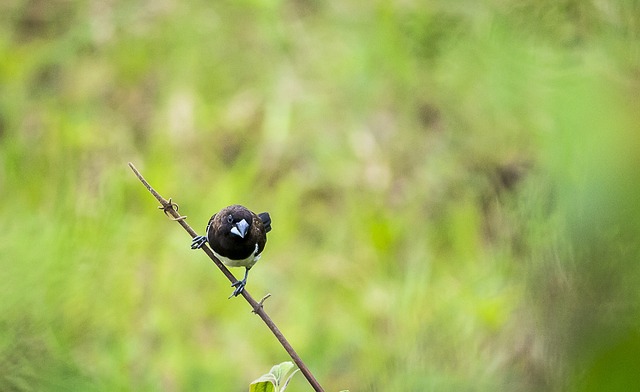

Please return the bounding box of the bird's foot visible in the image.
[191,235,207,249]
[229,279,247,298]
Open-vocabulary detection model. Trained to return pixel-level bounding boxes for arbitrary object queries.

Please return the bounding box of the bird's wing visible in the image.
[205,214,216,237]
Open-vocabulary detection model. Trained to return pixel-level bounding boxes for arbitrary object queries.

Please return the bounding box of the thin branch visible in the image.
[128,162,325,392]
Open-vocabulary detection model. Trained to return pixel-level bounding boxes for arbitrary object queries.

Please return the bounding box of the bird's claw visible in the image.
[191,235,207,249]
[229,279,247,298]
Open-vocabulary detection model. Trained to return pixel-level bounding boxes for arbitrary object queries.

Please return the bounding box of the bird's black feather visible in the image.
[192,204,271,297]
[258,212,271,233]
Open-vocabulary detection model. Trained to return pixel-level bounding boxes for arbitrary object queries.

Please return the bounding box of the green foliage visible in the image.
[249,361,299,392]
[1,0,640,391]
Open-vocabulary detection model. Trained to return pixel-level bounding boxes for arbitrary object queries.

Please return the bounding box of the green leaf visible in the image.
[249,362,300,392]
[249,374,276,392]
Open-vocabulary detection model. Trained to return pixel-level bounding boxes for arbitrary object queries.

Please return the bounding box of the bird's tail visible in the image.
[258,212,272,233]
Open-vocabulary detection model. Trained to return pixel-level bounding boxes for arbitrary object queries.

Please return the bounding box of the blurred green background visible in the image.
[1,0,640,391]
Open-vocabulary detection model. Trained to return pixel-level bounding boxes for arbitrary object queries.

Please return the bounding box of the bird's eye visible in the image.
[226,215,233,224]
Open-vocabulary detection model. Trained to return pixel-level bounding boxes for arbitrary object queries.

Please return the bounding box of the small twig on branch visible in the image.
[252,293,272,314]
[128,162,325,392]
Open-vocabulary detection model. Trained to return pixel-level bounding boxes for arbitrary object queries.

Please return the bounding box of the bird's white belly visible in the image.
[213,243,260,268]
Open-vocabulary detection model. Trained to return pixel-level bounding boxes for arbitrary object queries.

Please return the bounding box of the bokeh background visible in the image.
[2,0,640,391]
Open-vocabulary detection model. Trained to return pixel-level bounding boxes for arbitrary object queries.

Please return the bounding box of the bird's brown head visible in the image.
[215,205,255,241]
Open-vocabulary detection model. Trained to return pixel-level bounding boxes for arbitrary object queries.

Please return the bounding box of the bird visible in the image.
[191,204,271,297]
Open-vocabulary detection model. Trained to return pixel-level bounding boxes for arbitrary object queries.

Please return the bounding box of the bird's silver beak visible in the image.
[230,219,249,238]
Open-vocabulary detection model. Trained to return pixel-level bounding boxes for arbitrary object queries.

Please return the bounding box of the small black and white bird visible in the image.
[191,205,271,297]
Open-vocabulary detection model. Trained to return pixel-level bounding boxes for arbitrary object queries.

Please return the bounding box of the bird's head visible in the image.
[220,206,253,240]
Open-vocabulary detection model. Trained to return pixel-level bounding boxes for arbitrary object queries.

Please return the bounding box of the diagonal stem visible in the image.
[128,162,324,392]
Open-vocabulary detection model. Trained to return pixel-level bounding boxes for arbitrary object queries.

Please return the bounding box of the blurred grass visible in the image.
[1,0,640,391]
